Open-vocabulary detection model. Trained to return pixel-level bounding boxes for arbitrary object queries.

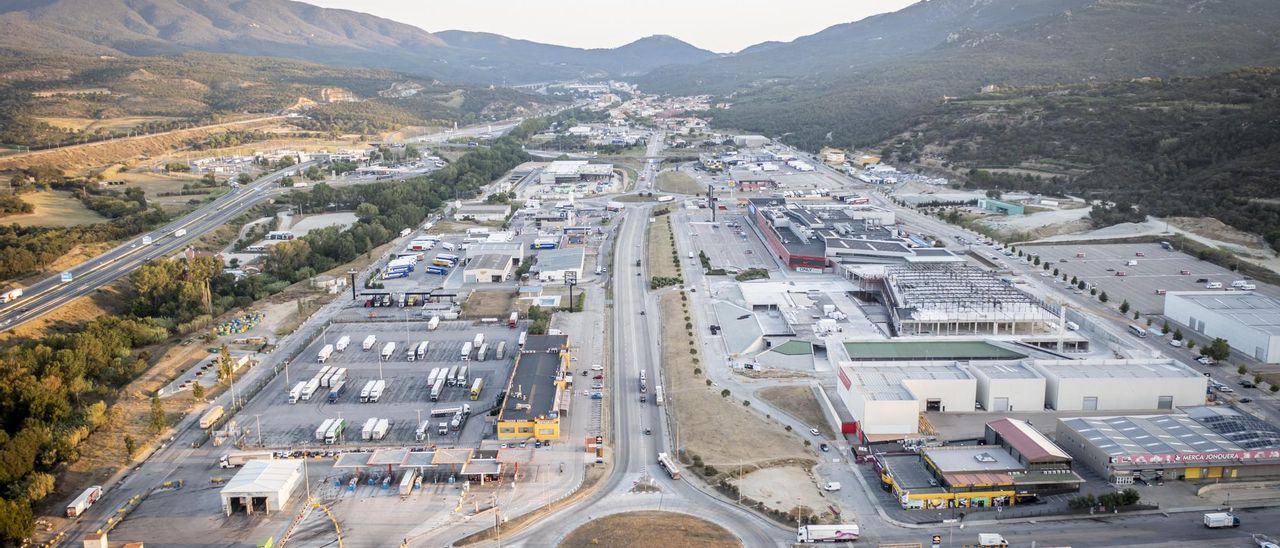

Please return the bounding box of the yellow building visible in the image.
[856,155,882,167]
[821,147,846,165]
[495,334,570,441]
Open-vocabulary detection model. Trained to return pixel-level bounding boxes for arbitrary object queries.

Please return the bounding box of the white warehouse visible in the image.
[1031,359,1207,412]
[836,363,976,440]
[1164,291,1280,363]
[970,362,1047,413]
[220,459,303,515]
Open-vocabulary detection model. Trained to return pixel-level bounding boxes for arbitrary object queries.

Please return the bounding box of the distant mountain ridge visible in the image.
[0,0,717,84]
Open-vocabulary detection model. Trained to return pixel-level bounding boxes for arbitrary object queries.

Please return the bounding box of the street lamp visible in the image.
[565,271,578,311]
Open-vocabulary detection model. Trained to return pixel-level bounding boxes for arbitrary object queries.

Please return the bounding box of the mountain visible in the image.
[0,0,716,84]
[636,0,1280,150]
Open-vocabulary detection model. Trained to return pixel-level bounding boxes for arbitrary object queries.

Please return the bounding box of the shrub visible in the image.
[721,389,731,398]
[1239,365,1249,375]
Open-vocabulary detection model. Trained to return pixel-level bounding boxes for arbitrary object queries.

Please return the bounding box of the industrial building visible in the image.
[534,248,585,283]
[878,421,1083,510]
[539,161,614,186]
[464,254,514,283]
[747,199,963,272]
[733,134,769,147]
[219,459,303,515]
[1056,406,1280,484]
[850,264,1064,338]
[1164,291,1280,363]
[455,203,512,222]
[1030,359,1207,411]
[977,198,1025,215]
[970,362,1047,412]
[496,335,570,441]
[836,363,976,441]
[728,169,774,191]
[466,241,524,266]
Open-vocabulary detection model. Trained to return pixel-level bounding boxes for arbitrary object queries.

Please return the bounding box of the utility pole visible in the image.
[348,268,359,301]
[254,414,263,447]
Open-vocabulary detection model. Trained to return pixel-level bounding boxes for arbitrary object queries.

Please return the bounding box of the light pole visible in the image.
[254,414,263,447]
[565,271,578,311]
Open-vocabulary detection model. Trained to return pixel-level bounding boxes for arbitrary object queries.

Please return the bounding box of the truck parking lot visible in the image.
[1019,242,1278,315]
[235,320,523,447]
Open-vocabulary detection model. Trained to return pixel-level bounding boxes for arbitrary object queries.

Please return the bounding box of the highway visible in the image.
[0,161,317,334]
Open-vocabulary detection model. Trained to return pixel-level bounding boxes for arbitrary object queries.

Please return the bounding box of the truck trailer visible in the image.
[1205,512,1241,528]
[496,341,507,360]
[380,341,397,360]
[428,316,440,330]
[327,380,346,403]
[317,344,334,363]
[301,379,320,401]
[65,486,103,518]
[315,418,336,441]
[288,381,306,403]
[324,419,345,444]
[430,378,445,402]
[361,418,378,441]
[460,342,473,362]
[218,450,275,468]
[796,524,860,543]
[335,335,351,352]
[368,379,387,403]
[362,335,377,350]
[199,405,224,429]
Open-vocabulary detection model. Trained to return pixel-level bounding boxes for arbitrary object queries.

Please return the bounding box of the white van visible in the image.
[1206,282,1224,289]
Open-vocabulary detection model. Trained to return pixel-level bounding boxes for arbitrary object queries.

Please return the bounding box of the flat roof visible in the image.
[771,340,813,356]
[467,253,512,272]
[843,340,1026,361]
[535,248,584,273]
[457,204,512,214]
[500,335,566,422]
[882,455,946,493]
[988,418,1071,462]
[1168,292,1280,336]
[467,242,523,258]
[368,448,410,466]
[970,362,1042,380]
[1033,359,1202,380]
[924,446,1025,473]
[840,364,972,401]
[1059,415,1242,457]
[221,459,302,495]
[460,459,503,476]
[1184,406,1280,450]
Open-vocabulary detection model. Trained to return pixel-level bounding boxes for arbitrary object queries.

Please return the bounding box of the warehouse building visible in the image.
[455,203,512,222]
[496,335,570,441]
[836,363,976,441]
[1031,359,1207,411]
[977,198,1025,215]
[728,169,774,191]
[970,362,1047,413]
[1164,291,1280,363]
[219,459,303,515]
[466,242,524,266]
[464,254,514,283]
[534,248,585,283]
[539,161,614,185]
[733,134,769,147]
[1056,406,1280,484]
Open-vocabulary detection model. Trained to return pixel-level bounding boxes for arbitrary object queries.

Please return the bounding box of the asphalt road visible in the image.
[0,160,318,333]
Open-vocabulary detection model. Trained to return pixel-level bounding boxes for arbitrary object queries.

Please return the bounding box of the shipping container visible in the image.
[362,335,377,350]
[496,341,507,360]
[335,335,351,351]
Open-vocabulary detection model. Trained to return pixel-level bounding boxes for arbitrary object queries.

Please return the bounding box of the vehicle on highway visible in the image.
[1240,397,1254,403]
[809,428,820,436]
[1204,512,1240,528]
[823,482,841,491]
[820,443,829,452]
[591,364,603,371]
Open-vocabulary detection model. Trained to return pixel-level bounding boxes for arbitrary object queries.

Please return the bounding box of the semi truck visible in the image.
[218,450,275,468]
[199,405,225,429]
[324,419,345,444]
[61,271,74,283]
[288,381,306,403]
[414,341,429,360]
[1204,512,1241,528]
[362,335,377,350]
[438,422,449,436]
[316,418,336,441]
[327,380,347,403]
[380,341,397,360]
[476,343,488,361]
[508,311,519,327]
[174,228,187,238]
[66,486,103,518]
[430,378,445,402]
[335,335,351,352]
[472,333,485,348]
[446,365,461,386]
[457,366,469,386]
[368,379,387,403]
[415,420,432,441]
[427,367,443,387]
[361,418,378,441]
[301,378,320,401]
[317,344,335,363]
[470,378,484,400]
[428,316,441,330]
[496,341,507,360]
[0,288,23,304]
[460,342,473,362]
[431,404,471,418]
[372,418,390,440]
[399,469,418,497]
[796,524,860,543]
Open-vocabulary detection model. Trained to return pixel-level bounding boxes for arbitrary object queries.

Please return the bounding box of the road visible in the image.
[0,161,317,333]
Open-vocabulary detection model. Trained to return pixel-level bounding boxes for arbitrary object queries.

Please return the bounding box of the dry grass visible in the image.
[646,216,681,279]
[558,511,740,548]
[36,116,179,133]
[660,292,812,468]
[731,466,830,522]
[656,170,702,194]
[757,385,835,439]
[0,190,106,227]
[461,289,517,318]
[1167,216,1267,248]
[0,285,126,343]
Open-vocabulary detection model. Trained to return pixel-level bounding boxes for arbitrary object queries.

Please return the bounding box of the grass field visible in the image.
[758,385,835,439]
[559,511,740,548]
[657,170,702,194]
[1,190,106,227]
[660,291,811,469]
[647,216,681,279]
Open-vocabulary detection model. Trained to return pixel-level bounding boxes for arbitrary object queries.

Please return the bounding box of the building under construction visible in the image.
[496,334,570,441]
[849,264,1066,339]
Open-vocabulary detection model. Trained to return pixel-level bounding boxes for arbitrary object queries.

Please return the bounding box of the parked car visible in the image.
[809,428,821,436]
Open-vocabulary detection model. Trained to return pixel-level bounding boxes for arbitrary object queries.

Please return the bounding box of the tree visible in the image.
[355,202,380,222]
[720,389,731,398]
[192,381,205,400]
[150,395,167,433]
[1202,338,1231,361]
[1099,291,1109,303]
[237,173,254,185]
[124,435,137,463]
[1172,328,1183,341]
[1119,300,1130,313]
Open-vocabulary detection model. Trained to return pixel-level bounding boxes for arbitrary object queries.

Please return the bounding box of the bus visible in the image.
[470,378,484,400]
[657,452,681,479]
[1128,324,1148,338]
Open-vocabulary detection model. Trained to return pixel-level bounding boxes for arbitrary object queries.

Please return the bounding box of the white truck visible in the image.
[427,367,443,387]
[359,380,375,402]
[414,341,429,361]
[335,335,351,352]
[430,378,445,402]
[317,344,335,363]
[476,343,488,361]
[300,379,320,401]
[362,335,377,351]
[457,365,469,386]
[415,420,432,442]
[315,418,336,441]
[65,486,103,518]
[977,533,1009,547]
[368,379,387,403]
[472,333,485,349]
[460,342,473,362]
[437,422,449,436]
[218,450,275,468]
[496,341,507,360]
[0,288,23,304]
[380,341,397,360]
[323,419,345,444]
[372,418,390,440]
[1204,512,1240,528]
[796,524,859,543]
[428,316,440,331]
[446,365,461,387]
[361,418,378,441]
[288,381,306,403]
[173,228,187,238]
[431,404,471,418]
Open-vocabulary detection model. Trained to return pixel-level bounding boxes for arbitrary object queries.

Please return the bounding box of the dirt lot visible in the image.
[558,511,740,548]
[757,385,834,439]
[461,289,517,318]
[1167,217,1267,249]
[660,292,811,468]
[647,216,681,279]
[1,190,106,227]
[657,170,701,194]
[732,465,828,520]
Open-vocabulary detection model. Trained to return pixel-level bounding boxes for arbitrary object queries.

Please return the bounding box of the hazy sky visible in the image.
[300,1,917,52]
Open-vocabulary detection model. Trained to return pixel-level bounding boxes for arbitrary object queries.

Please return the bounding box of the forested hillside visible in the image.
[894,68,1280,249]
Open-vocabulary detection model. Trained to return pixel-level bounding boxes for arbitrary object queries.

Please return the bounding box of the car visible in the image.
[591,364,604,371]
[1059,258,1068,263]
[809,428,820,436]
[593,374,603,380]
[820,443,830,452]
[1170,339,1183,347]
[519,441,527,448]
[745,250,753,254]
[644,428,651,435]
[1239,397,1254,403]
[1197,356,1215,365]
[1106,268,1116,272]
[590,392,603,399]
[1240,380,1256,388]
[1039,272,1052,277]
[1217,386,1235,393]
[1196,278,1210,283]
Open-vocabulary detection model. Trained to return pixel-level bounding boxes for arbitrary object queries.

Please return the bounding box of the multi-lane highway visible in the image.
[0,161,317,333]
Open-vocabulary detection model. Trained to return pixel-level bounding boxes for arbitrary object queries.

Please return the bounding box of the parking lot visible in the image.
[1020,242,1277,315]
[237,320,524,447]
[679,210,777,272]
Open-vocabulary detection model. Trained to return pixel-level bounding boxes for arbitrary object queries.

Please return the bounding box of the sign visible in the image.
[1111,449,1280,465]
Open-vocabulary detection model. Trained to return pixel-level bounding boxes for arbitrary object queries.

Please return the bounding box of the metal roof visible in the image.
[500,335,567,422]
[987,418,1071,462]
[1168,292,1280,336]
[924,446,1025,473]
[970,362,1042,380]
[843,341,1026,361]
[534,248,584,273]
[1059,415,1241,457]
[220,459,302,495]
[1033,359,1202,380]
